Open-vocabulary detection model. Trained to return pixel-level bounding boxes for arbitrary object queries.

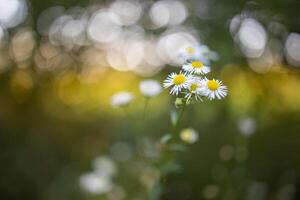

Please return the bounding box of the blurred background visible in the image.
[1,0,300,199]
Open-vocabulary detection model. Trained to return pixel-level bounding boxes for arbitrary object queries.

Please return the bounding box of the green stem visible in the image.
[173,104,186,134]
[151,104,186,200]
[142,97,149,120]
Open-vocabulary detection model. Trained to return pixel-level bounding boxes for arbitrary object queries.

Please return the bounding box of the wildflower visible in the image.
[163,71,192,95]
[79,172,113,194]
[139,79,162,97]
[93,156,118,177]
[200,78,227,100]
[179,45,217,63]
[182,60,210,75]
[180,128,199,144]
[237,117,256,136]
[111,92,134,108]
[179,45,202,61]
[185,77,204,101]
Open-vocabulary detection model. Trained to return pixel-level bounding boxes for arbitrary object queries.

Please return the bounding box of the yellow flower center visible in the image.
[191,61,204,68]
[207,80,220,91]
[190,83,198,91]
[186,47,195,54]
[181,131,193,141]
[173,74,186,85]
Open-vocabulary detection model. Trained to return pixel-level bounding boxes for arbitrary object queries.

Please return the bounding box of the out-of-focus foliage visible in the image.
[0,0,300,200]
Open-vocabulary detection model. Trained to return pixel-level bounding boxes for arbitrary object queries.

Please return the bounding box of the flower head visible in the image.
[182,60,210,75]
[79,172,113,194]
[179,45,202,61]
[93,156,117,177]
[111,92,134,107]
[179,45,215,63]
[185,77,204,101]
[180,128,199,144]
[200,78,227,100]
[163,71,192,95]
[139,80,162,97]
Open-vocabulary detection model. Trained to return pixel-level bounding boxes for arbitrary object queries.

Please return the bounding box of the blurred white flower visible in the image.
[180,128,199,144]
[111,92,134,107]
[179,45,214,63]
[179,45,202,61]
[79,172,113,194]
[238,117,256,136]
[92,156,118,177]
[163,71,192,95]
[182,60,210,75]
[139,79,162,97]
[199,78,227,100]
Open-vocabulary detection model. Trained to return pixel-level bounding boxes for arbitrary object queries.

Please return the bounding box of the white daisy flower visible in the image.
[163,71,192,95]
[93,156,118,177]
[185,77,204,101]
[179,45,201,61]
[111,92,134,107]
[182,60,210,75]
[180,128,199,144]
[200,78,228,100]
[139,80,162,97]
[179,45,213,63]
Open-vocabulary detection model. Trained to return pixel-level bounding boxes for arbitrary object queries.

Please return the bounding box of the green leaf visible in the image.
[170,109,178,126]
[174,98,184,108]
[160,134,172,144]
[160,160,182,175]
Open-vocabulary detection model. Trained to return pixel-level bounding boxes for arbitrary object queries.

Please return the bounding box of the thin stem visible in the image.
[173,104,186,134]
[152,104,186,199]
[122,106,132,120]
[142,97,150,120]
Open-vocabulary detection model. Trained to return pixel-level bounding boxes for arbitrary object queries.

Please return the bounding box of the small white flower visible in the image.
[185,77,204,101]
[79,172,113,194]
[139,80,162,97]
[111,92,134,108]
[180,128,199,144]
[237,117,256,136]
[163,71,192,95]
[179,45,213,63]
[179,45,201,61]
[200,78,227,100]
[93,156,118,177]
[182,60,210,75]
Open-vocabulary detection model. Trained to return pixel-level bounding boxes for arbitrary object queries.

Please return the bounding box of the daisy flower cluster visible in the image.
[163,45,228,102]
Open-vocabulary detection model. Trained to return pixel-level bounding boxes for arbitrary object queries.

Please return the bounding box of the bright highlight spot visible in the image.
[0,0,27,28]
[237,18,267,58]
[285,33,300,67]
